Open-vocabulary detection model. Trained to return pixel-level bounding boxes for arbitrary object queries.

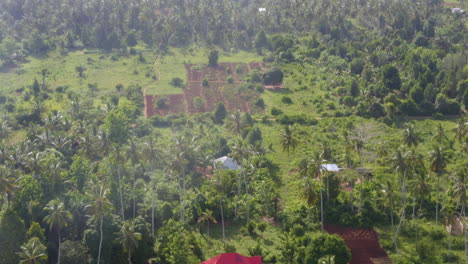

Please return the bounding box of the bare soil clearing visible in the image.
[144,62,266,117]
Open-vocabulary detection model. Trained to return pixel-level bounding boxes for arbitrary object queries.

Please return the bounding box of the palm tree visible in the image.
[310,151,325,232]
[0,166,16,209]
[318,255,335,264]
[433,123,449,146]
[142,134,162,236]
[197,209,217,237]
[43,200,72,264]
[116,220,142,264]
[86,183,113,264]
[225,110,243,135]
[391,147,409,250]
[451,166,468,262]
[402,122,420,148]
[280,125,299,195]
[16,237,48,264]
[429,144,449,225]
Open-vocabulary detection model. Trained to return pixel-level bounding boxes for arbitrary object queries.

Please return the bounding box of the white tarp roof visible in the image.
[321,164,340,172]
[214,156,240,170]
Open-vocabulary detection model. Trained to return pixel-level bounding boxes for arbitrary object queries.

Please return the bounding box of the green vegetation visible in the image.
[0,0,467,264]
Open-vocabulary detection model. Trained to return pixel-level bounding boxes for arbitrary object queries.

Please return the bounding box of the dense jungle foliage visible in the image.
[0,0,467,264]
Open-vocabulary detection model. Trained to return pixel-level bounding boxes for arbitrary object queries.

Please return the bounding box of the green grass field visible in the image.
[0,48,263,98]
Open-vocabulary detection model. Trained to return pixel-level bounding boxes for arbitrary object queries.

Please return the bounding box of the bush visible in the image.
[170,77,184,87]
[227,76,234,84]
[202,79,209,87]
[263,68,284,85]
[246,221,256,236]
[256,84,264,93]
[193,97,203,110]
[255,98,265,109]
[271,107,283,116]
[224,243,236,253]
[156,97,167,109]
[257,222,267,233]
[281,96,293,104]
[305,233,351,264]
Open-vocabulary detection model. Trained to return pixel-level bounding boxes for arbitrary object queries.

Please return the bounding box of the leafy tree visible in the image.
[382,65,401,90]
[126,31,138,47]
[75,65,86,79]
[349,80,360,97]
[170,77,184,87]
[43,200,72,264]
[208,50,219,67]
[0,209,26,264]
[104,109,130,145]
[263,68,284,85]
[214,103,227,123]
[305,234,351,264]
[60,240,89,264]
[254,30,269,54]
[16,237,47,264]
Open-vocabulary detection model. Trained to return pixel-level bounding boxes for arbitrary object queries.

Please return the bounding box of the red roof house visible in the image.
[199,253,262,264]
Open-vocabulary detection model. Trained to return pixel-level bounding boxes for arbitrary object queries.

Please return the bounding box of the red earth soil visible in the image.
[324,224,392,264]
[145,62,266,117]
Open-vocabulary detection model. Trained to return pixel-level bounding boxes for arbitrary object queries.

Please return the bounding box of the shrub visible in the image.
[282,96,293,104]
[257,222,267,233]
[246,221,256,236]
[271,107,283,116]
[227,76,234,84]
[193,97,203,110]
[255,98,265,109]
[156,97,167,109]
[263,68,284,85]
[170,77,184,87]
[256,84,264,93]
[202,79,209,87]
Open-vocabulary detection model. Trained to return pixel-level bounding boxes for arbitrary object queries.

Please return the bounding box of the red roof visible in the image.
[324,224,391,264]
[200,253,262,264]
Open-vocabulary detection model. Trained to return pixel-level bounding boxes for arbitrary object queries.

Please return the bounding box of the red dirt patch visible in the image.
[324,224,391,264]
[145,63,269,117]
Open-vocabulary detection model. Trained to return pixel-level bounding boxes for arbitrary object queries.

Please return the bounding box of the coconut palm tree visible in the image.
[402,122,420,148]
[280,125,299,195]
[0,166,16,209]
[16,237,48,264]
[116,220,142,264]
[318,255,335,264]
[86,183,113,264]
[429,144,449,225]
[43,200,72,264]
[311,152,325,232]
[197,209,217,237]
[451,166,468,262]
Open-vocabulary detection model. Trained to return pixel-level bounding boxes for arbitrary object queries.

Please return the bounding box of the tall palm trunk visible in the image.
[358,151,364,213]
[128,248,131,264]
[98,214,103,264]
[243,170,250,223]
[151,189,155,236]
[132,172,136,218]
[394,170,408,251]
[57,231,61,264]
[220,198,225,244]
[118,167,125,220]
[320,181,324,232]
[436,174,440,225]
